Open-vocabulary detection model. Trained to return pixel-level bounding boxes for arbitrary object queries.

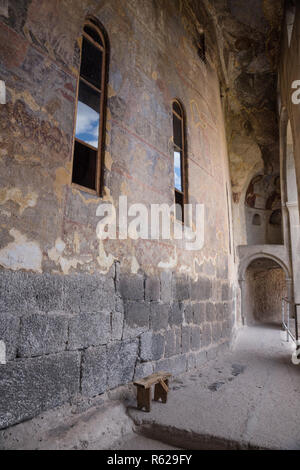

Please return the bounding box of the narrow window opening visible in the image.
[172,100,186,223]
[72,19,107,195]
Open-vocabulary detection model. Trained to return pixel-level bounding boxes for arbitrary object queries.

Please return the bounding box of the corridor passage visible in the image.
[129,326,300,450]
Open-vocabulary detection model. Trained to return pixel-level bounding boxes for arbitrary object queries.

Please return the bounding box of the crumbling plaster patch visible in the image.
[48,238,92,275]
[158,249,178,270]
[131,256,140,274]
[0,187,38,214]
[97,240,115,274]
[0,229,42,272]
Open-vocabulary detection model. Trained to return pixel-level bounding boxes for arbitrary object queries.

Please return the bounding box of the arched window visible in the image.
[72,18,108,195]
[172,100,187,222]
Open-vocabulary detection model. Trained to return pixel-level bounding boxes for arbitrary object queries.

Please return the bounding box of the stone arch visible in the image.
[239,253,292,326]
[239,252,291,282]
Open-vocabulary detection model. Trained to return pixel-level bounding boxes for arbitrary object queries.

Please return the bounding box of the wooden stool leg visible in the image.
[137,386,151,412]
[154,379,169,403]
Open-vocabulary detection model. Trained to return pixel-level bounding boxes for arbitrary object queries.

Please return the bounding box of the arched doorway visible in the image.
[243,258,287,326]
[239,252,292,326]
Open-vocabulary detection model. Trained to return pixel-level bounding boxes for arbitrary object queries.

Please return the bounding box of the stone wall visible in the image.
[0,0,235,430]
[278,4,300,303]
[279,3,300,213]
[0,266,234,429]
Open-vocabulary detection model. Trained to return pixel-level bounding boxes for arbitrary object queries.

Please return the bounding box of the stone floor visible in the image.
[128,325,300,450]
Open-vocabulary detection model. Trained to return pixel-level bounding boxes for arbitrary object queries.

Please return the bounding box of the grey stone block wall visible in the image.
[81,346,107,397]
[0,352,80,429]
[0,265,235,430]
[18,313,69,357]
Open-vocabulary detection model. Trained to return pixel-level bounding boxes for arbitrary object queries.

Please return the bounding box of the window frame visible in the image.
[172,99,187,223]
[71,19,107,197]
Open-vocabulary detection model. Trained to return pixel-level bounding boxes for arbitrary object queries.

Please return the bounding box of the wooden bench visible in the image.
[134,372,172,412]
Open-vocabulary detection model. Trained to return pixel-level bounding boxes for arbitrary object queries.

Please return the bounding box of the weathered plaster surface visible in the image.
[0,0,257,431]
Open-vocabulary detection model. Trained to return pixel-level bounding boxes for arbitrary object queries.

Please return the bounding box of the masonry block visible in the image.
[222,283,229,301]
[140,331,164,361]
[212,322,222,343]
[217,258,228,279]
[193,303,206,324]
[107,339,139,389]
[216,303,225,321]
[153,358,170,373]
[206,303,216,322]
[221,320,230,339]
[119,274,144,301]
[112,310,123,341]
[187,352,197,370]
[0,271,64,314]
[64,274,115,313]
[184,304,193,324]
[169,302,183,326]
[68,311,111,349]
[191,326,201,351]
[218,302,230,322]
[173,276,190,301]
[175,327,181,354]
[29,274,64,312]
[223,302,230,318]
[134,361,154,380]
[164,329,176,358]
[182,325,191,353]
[0,312,19,361]
[191,277,212,301]
[202,323,212,347]
[18,313,68,357]
[160,271,172,303]
[81,346,107,397]
[150,303,169,331]
[123,302,150,338]
[169,354,187,375]
[145,277,160,302]
[0,352,80,429]
[212,279,222,301]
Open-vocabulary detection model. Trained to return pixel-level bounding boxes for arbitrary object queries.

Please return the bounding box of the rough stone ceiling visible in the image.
[187,0,284,201]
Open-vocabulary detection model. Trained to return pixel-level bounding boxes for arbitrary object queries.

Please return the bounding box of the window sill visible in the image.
[71,182,101,198]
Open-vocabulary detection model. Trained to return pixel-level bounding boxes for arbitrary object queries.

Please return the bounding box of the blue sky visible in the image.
[75,100,99,148]
[174,150,182,191]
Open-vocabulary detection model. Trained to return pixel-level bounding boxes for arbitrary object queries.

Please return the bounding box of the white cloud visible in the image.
[75,101,99,146]
[174,151,182,190]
